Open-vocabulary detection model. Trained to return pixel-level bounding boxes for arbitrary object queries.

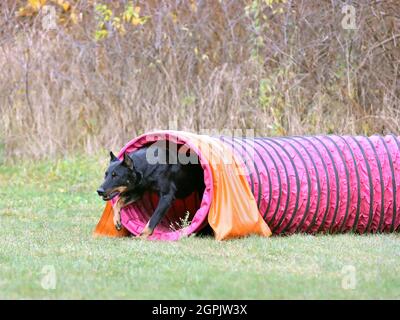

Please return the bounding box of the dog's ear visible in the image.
[110,151,118,162]
[123,153,134,170]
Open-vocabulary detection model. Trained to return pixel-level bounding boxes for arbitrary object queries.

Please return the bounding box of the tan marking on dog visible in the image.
[110,186,128,194]
[112,197,125,230]
[111,189,137,231]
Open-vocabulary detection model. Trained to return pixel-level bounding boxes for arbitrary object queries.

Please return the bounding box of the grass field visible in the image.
[0,156,399,299]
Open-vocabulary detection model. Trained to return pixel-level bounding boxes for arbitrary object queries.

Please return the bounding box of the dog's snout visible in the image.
[97,188,105,196]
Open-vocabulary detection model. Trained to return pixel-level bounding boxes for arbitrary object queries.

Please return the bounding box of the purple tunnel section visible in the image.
[221,135,400,235]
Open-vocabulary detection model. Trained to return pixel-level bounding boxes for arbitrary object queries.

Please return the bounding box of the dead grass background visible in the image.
[0,0,399,160]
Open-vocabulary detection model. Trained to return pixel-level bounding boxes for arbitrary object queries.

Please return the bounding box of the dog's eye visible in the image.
[112,172,117,178]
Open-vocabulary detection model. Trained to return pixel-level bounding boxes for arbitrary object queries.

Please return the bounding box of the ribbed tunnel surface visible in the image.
[116,132,400,239]
[222,135,400,234]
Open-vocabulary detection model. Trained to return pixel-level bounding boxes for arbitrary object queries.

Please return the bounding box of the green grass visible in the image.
[1,156,400,299]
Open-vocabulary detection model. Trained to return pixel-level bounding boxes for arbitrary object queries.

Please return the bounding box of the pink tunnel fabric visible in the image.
[223,134,400,234]
[114,132,400,239]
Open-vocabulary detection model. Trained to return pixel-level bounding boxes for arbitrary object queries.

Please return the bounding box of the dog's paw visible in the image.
[137,233,149,240]
[138,226,153,239]
[113,215,122,231]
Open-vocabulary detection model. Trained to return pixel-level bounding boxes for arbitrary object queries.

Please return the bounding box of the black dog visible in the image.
[97,144,204,239]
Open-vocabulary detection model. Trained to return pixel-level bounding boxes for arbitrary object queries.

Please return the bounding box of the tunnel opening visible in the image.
[118,134,214,240]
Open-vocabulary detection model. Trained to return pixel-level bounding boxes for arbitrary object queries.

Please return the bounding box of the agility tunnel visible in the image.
[94,131,400,240]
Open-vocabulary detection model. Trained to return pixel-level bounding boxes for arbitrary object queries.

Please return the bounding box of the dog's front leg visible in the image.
[113,194,139,231]
[139,191,175,239]
[112,197,125,231]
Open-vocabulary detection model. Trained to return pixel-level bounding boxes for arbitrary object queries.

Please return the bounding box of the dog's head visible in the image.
[97,151,140,201]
